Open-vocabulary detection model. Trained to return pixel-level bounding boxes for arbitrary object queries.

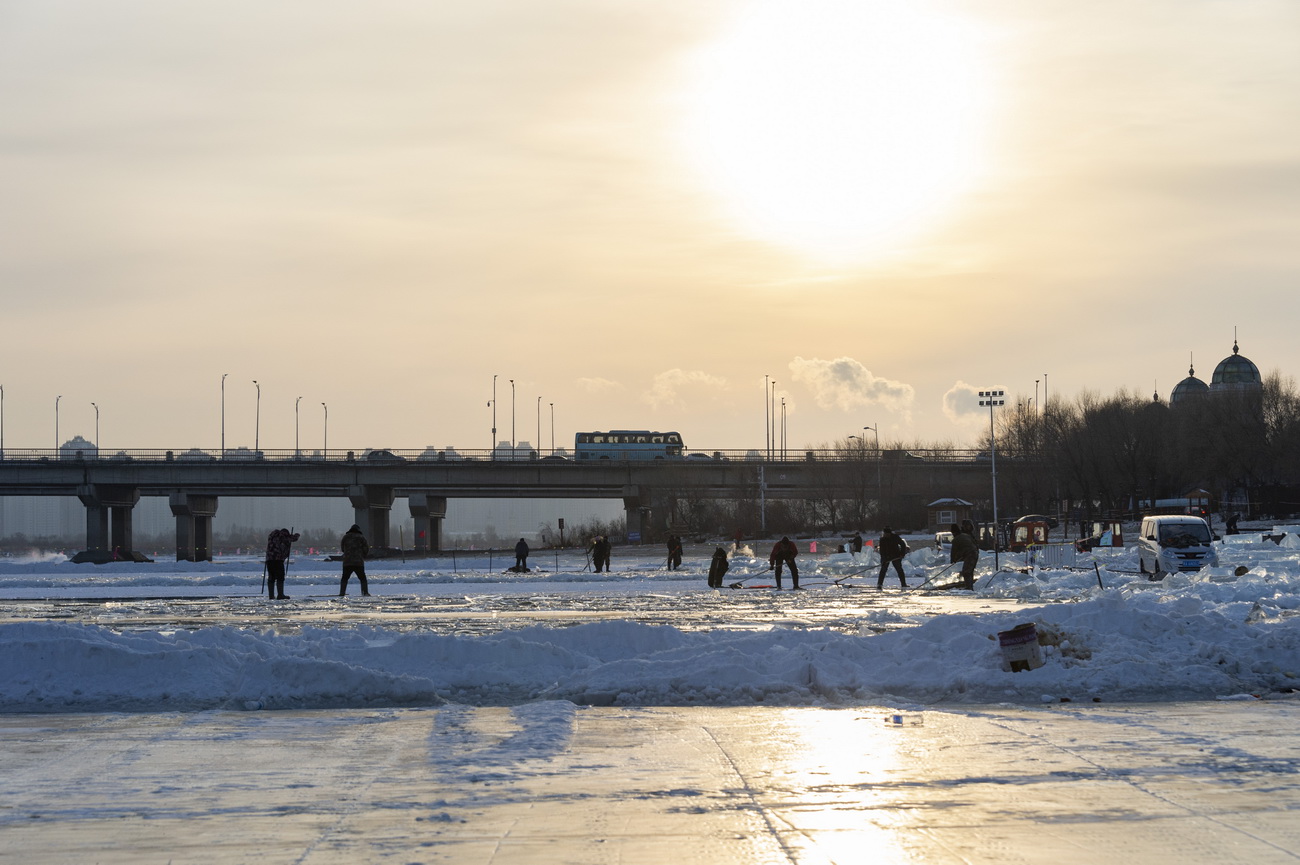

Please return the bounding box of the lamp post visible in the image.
[780,397,786,459]
[1,383,5,460]
[510,378,516,453]
[550,402,555,454]
[55,394,61,453]
[979,390,1006,568]
[321,402,328,459]
[764,374,770,460]
[764,377,774,457]
[91,402,99,454]
[491,374,497,457]
[221,373,227,458]
[295,396,302,456]
[536,395,541,457]
[252,380,261,454]
[863,424,881,526]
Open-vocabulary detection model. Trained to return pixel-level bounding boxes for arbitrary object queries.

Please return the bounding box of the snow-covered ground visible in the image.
[7,535,1300,863]
[4,535,1300,712]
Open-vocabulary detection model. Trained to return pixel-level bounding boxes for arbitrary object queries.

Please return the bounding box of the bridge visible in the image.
[0,446,996,561]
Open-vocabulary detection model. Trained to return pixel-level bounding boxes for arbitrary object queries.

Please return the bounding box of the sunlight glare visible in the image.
[680,0,995,264]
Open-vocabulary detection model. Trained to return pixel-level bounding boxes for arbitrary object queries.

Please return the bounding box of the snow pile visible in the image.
[5,581,1300,712]
[5,538,1300,712]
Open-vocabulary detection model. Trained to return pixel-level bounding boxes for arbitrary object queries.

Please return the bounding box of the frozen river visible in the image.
[5,540,1300,861]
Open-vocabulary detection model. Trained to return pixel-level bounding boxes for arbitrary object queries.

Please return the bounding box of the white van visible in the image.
[1138,515,1218,578]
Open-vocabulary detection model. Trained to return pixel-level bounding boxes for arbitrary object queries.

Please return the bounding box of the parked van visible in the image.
[1138,515,1218,578]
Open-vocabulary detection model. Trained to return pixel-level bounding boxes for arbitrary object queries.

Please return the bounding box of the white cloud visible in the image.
[644,369,728,409]
[787,357,914,415]
[576,377,624,394]
[943,380,1006,427]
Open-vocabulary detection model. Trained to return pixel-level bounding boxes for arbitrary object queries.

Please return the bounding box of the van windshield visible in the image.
[1158,523,1211,546]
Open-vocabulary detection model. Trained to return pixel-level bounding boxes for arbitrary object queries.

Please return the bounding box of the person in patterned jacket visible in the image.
[264,527,300,600]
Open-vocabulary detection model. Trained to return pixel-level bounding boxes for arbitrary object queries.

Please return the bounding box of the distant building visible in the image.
[1167,338,1262,408]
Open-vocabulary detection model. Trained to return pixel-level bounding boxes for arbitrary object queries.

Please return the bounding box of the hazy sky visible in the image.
[2,0,1298,455]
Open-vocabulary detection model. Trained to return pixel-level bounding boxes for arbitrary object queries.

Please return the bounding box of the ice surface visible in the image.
[4,541,1300,712]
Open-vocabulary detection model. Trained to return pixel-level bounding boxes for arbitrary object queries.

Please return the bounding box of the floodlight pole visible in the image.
[864,424,881,526]
[979,389,1006,568]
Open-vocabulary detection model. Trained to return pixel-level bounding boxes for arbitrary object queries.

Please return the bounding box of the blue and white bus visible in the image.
[574,430,685,460]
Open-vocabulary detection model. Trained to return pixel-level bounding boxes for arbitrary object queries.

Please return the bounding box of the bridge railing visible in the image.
[0,447,992,464]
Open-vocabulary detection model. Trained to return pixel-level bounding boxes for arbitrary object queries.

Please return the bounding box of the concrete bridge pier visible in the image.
[169,493,219,562]
[349,485,394,549]
[623,485,652,545]
[407,493,447,553]
[75,484,142,563]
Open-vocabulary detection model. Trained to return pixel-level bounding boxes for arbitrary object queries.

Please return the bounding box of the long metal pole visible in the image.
[55,394,61,453]
[295,396,302,455]
[510,379,516,452]
[764,374,770,460]
[221,373,227,457]
[321,402,328,459]
[1,384,4,460]
[990,403,1000,569]
[536,395,541,456]
[92,402,99,452]
[550,402,554,454]
[253,380,260,454]
[979,390,1005,569]
[770,380,777,461]
[491,374,497,456]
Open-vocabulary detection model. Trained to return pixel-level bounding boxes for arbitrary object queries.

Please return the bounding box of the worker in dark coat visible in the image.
[768,536,800,589]
[707,547,730,588]
[515,538,530,571]
[666,534,683,570]
[339,524,371,597]
[264,527,300,600]
[876,527,909,589]
[590,536,611,573]
[850,532,864,554]
[949,522,980,590]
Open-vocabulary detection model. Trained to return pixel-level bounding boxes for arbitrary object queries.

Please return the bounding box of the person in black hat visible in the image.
[339,524,371,597]
[876,526,909,589]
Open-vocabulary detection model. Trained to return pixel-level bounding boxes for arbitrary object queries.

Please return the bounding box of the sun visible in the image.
[678,0,996,264]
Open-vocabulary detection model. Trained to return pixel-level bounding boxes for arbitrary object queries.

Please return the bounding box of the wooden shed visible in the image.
[926,498,974,533]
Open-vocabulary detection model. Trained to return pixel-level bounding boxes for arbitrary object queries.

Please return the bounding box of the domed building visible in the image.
[1210,339,1262,395]
[1168,357,1209,407]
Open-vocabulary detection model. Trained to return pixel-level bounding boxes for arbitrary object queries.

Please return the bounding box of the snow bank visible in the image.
[5,539,1300,712]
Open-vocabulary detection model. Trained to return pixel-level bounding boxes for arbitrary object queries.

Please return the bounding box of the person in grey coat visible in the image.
[949,522,980,590]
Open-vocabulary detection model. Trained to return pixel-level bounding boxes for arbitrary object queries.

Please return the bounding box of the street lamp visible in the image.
[764,374,770,459]
[55,394,61,453]
[491,374,497,457]
[1,383,5,460]
[221,373,227,457]
[321,402,328,459]
[979,390,1006,568]
[510,379,516,453]
[780,397,786,459]
[549,402,555,454]
[91,402,99,454]
[295,396,302,456]
[536,395,541,457]
[764,377,774,457]
[252,380,261,454]
[863,424,881,526]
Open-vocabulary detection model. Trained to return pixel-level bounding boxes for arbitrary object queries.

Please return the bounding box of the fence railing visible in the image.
[0,447,995,464]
